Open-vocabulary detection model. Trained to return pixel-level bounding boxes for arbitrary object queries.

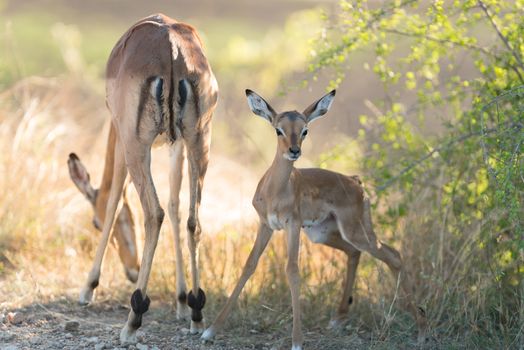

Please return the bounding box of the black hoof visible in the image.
[187,288,206,322]
[130,289,151,330]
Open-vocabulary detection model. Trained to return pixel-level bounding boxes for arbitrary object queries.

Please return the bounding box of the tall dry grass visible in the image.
[2,77,520,350]
[0,77,427,347]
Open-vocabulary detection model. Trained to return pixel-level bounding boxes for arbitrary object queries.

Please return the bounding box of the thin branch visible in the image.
[477,0,524,82]
[375,122,518,192]
[311,0,418,74]
[383,28,495,58]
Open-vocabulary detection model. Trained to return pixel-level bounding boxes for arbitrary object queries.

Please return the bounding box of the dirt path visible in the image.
[0,297,397,350]
[0,298,277,350]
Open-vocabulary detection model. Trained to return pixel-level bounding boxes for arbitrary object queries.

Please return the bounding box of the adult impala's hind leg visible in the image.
[168,140,190,320]
[120,139,164,344]
[79,137,127,305]
[184,126,211,333]
[321,234,361,328]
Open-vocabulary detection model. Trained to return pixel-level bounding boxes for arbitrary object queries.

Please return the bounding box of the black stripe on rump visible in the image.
[136,76,164,138]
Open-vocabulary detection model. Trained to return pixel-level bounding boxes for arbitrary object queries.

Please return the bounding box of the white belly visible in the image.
[302,217,338,244]
[267,213,283,230]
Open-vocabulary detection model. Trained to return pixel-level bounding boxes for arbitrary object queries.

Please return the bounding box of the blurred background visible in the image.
[0,1,522,349]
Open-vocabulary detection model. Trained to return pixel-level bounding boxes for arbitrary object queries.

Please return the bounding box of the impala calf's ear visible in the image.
[303,89,336,124]
[245,89,277,123]
[67,153,97,205]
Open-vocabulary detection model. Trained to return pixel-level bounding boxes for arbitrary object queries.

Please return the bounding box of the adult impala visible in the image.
[201,89,427,349]
[68,14,218,343]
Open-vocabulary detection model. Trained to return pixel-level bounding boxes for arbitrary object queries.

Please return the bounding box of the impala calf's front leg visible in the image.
[285,222,304,350]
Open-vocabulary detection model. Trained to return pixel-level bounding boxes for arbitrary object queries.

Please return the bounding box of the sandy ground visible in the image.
[0,298,393,350]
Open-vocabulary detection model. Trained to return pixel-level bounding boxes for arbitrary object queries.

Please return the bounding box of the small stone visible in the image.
[2,345,19,350]
[0,332,15,341]
[136,344,148,350]
[95,343,106,350]
[64,320,80,332]
[180,327,190,335]
[7,312,24,325]
[65,333,73,339]
[136,331,145,342]
[86,336,99,343]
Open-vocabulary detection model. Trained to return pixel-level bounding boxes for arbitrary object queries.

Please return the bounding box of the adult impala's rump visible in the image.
[68,14,218,343]
[202,89,427,349]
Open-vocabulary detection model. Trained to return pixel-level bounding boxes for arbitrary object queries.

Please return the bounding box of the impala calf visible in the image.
[68,14,218,344]
[68,128,140,283]
[202,89,427,349]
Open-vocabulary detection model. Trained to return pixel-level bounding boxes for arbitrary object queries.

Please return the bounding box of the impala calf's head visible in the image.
[246,89,336,161]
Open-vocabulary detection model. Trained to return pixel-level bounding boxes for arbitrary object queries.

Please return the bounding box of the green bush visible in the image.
[311,0,523,346]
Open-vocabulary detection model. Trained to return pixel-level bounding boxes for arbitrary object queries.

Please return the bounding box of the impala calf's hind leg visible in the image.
[321,234,361,328]
[336,205,427,341]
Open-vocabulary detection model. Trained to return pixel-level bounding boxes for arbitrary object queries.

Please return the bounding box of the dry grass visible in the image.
[0,77,412,344]
[1,77,521,349]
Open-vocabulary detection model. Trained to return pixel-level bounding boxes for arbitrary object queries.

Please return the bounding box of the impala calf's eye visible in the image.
[301,129,308,137]
[276,128,284,136]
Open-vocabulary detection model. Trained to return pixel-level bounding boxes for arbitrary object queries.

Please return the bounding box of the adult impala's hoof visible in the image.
[291,345,303,350]
[78,286,95,305]
[190,320,206,334]
[176,301,190,321]
[120,324,138,345]
[201,327,216,342]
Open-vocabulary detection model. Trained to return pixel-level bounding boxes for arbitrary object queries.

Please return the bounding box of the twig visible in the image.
[375,123,516,192]
[35,302,121,328]
[479,85,524,181]
[477,0,524,82]
[383,28,495,58]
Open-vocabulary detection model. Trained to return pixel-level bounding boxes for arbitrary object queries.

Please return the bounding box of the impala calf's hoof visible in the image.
[201,327,216,342]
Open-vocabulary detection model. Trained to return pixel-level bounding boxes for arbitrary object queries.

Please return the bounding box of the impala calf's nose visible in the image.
[289,146,300,155]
